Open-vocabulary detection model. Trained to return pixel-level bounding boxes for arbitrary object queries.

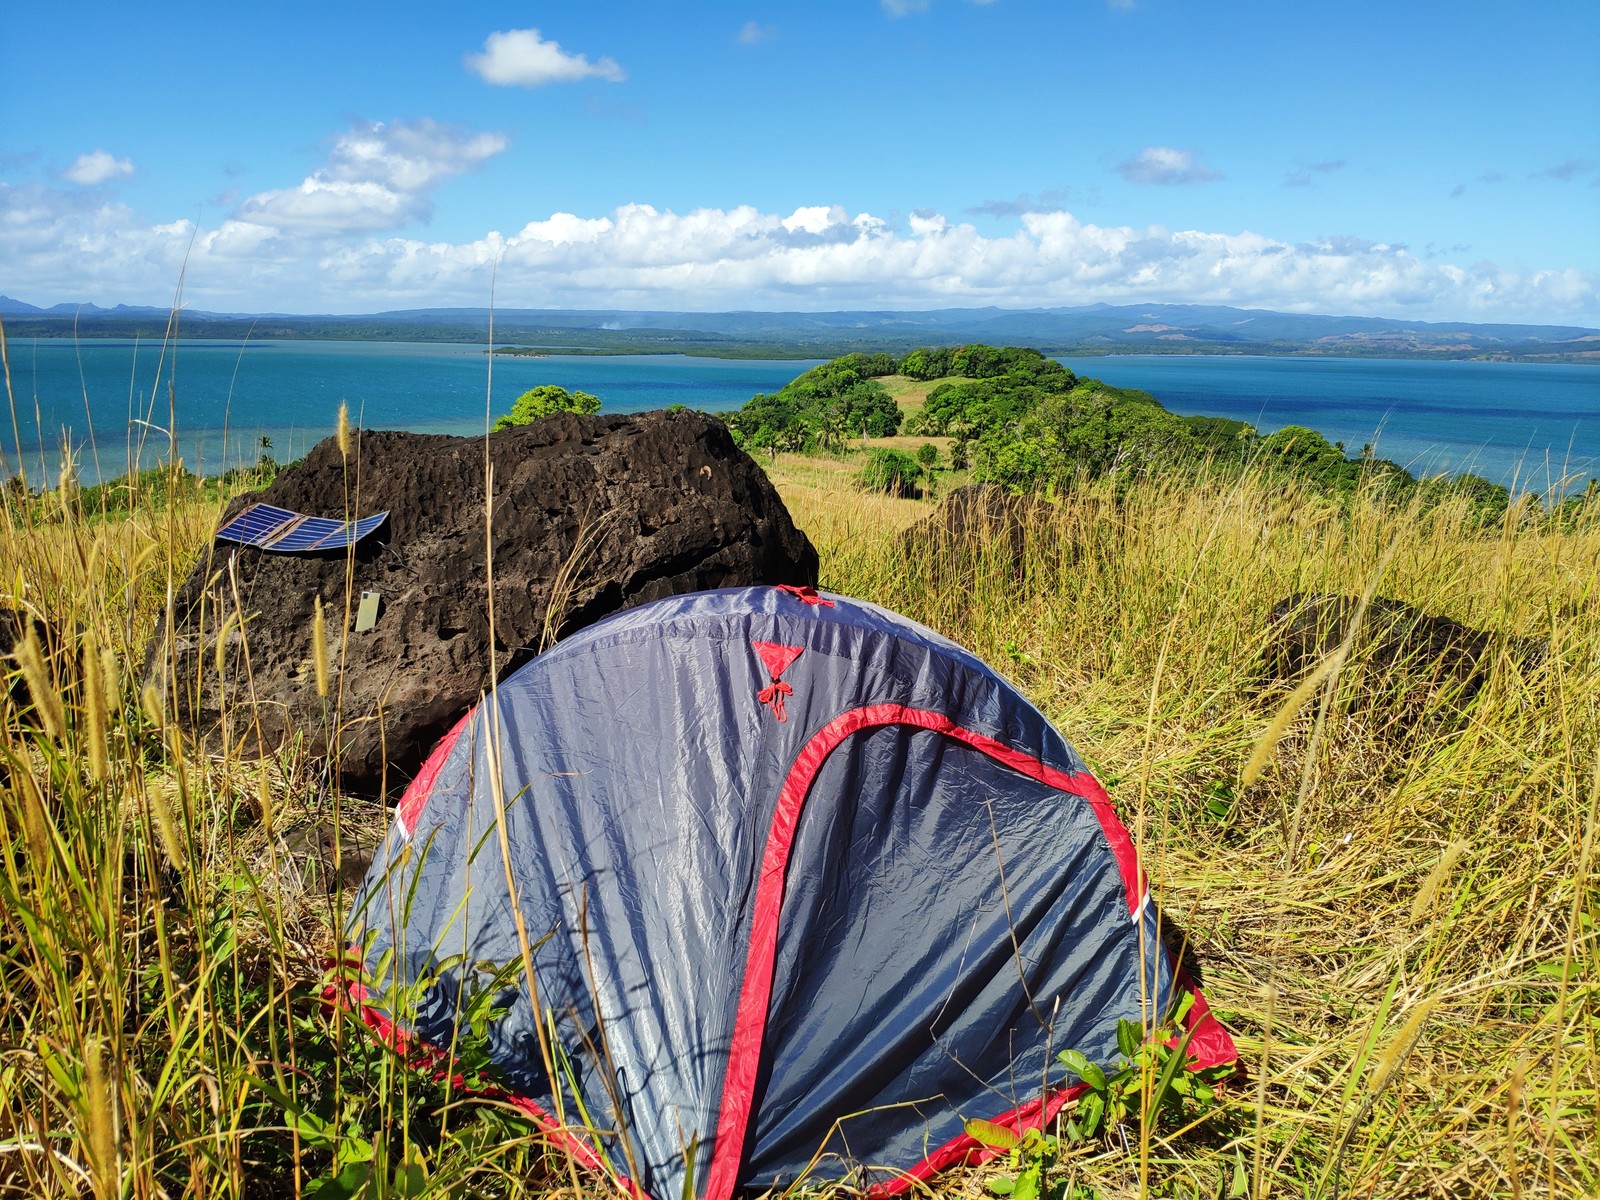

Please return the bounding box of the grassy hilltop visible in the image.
[0,363,1596,1198]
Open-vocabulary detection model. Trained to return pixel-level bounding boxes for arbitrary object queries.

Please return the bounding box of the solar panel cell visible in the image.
[216,504,389,553]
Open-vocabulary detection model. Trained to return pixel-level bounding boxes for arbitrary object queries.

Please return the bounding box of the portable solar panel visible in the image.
[216,504,388,553]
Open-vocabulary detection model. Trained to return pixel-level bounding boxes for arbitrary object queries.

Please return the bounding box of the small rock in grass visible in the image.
[1262,592,1546,710]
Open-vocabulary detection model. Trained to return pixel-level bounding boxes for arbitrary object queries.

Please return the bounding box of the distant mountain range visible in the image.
[2,296,1596,362]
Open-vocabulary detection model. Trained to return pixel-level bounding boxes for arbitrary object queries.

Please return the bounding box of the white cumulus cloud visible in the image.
[322,119,508,191]
[737,20,776,44]
[63,150,134,186]
[465,28,625,87]
[1116,146,1222,186]
[235,179,420,234]
[2,185,1594,326]
[232,118,507,234]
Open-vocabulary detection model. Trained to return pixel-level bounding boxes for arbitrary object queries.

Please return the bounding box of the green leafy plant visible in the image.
[1055,993,1229,1146]
[963,1122,1097,1200]
[966,995,1230,1200]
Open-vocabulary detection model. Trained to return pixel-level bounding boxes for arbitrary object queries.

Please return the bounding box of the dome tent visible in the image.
[345,585,1235,1198]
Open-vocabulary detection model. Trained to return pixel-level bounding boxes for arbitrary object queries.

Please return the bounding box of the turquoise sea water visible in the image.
[1,339,824,485]
[1058,354,1599,493]
[2,338,1595,493]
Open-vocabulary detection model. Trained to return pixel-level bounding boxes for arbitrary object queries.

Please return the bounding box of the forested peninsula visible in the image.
[723,344,1572,523]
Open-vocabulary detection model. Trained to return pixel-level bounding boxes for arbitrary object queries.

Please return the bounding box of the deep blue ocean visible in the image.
[1,340,824,486]
[3,338,1595,494]
[1058,355,1599,495]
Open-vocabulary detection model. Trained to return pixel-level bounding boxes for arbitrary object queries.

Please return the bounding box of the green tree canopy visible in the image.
[727,344,1509,523]
[970,383,1200,488]
[899,344,1073,387]
[728,364,900,451]
[493,385,601,430]
[898,347,955,380]
[838,380,903,439]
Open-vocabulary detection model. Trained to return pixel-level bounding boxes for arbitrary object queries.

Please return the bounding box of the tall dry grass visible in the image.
[0,428,1594,1198]
[0,467,554,1198]
[780,459,1599,1198]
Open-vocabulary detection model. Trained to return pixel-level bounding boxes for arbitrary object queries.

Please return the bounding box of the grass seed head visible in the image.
[140,682,165,733]
[14,763,52,866]
[15,624,65,742]
[1369,996,1439,1098]
[146,777,185,873]
[1242,655,1338,787]
[81,630,109,784]
[83,1037,119,1199]
[313,596,329,698]
[1408,840,1470,925]
[99,646,119,717]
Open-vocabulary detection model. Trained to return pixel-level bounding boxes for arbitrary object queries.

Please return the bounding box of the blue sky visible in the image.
[3,0,1597,323]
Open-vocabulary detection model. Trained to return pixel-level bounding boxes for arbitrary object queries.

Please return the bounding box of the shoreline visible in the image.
[12,328,1596,366]
[4,341,1595,495]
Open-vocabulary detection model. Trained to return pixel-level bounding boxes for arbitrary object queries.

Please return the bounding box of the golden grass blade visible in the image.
[213,611,237,681]
[1241,655,1338,787]
[1408,840,1470,925]
[15,625,65,742]
[81,631,108,784]
[257,768,275,835]
[312,596,329,699]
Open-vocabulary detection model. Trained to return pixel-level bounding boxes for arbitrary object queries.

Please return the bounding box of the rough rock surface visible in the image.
[147,411,818,796]
[1263,592,1546,708]
[278,819,383,892]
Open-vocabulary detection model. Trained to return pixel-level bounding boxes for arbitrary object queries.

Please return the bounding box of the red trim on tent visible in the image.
[397,709,473,838]
[864,1082,1090,1196]
[703,704,1178,1200]
[331,970,640,1196]
[775,584,834,607]
[1171,962,1235,1075]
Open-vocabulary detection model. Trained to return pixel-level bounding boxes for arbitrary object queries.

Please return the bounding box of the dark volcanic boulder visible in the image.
[1263,592,1546,709]
[148,410,817,795]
